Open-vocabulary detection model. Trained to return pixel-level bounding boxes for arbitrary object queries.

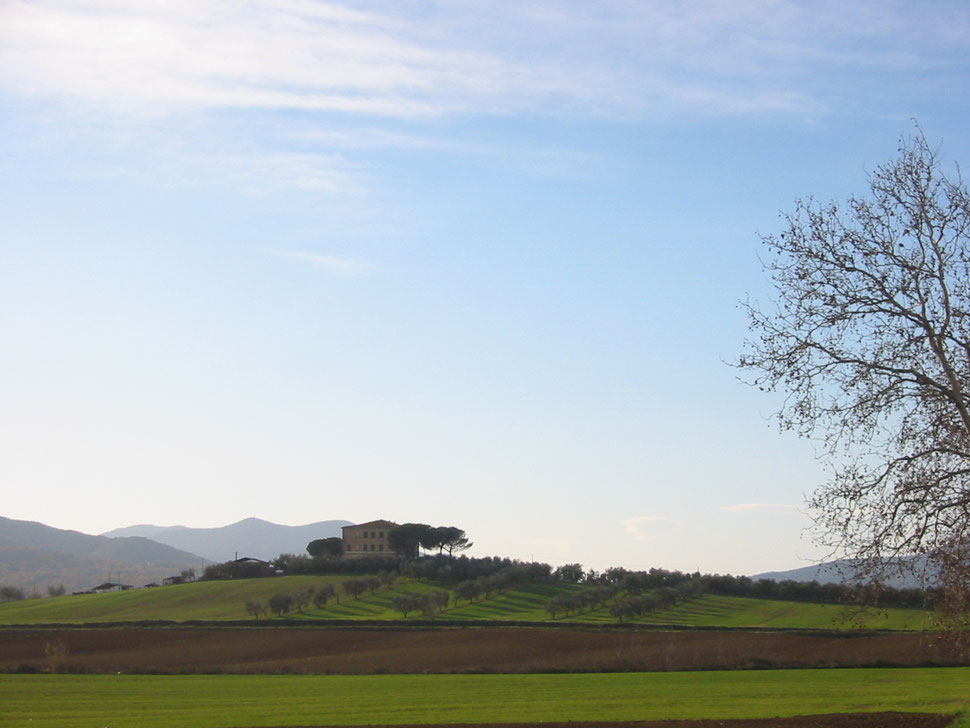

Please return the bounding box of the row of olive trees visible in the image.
[544,586,616,618]
[0,584,67,601]
[586,566,933,609]
[452,571,517,604]
[342,570,399,600]
[246,586,334,619]
[542,580,701,621]
[390,591,450,618]
[400,556,552,585]
[341,564,542,618]
[608,582,703,622]
[389,563,560,616]
[244,571,399,619]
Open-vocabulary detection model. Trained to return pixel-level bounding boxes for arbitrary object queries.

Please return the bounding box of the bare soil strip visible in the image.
[2,627,964,674]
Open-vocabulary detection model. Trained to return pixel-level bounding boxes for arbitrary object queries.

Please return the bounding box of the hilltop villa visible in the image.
[342,519,399,558]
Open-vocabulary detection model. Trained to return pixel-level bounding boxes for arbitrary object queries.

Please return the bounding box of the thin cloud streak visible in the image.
[271,250,373,275]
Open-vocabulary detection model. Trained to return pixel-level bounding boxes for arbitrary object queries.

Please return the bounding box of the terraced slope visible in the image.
[0,575,933,629]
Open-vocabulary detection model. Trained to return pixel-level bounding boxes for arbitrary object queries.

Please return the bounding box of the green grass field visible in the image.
[632,594,933,630]
[1,668,968,728]
[0,575,934,630]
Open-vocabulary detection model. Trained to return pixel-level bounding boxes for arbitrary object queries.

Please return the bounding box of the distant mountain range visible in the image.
[102,517,352,563]
[752,557,933,590]
[0,515,352,594]
[0,516,204,593]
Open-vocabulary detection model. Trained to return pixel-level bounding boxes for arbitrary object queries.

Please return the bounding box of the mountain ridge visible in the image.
[751,556,934,590]
[101,517,353,562]
[0,516,205,593]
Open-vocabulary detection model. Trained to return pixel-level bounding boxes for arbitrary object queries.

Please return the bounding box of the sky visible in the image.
[3,1,970,576]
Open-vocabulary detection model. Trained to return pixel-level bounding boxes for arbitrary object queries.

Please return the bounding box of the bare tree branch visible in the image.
[738,128,970,624]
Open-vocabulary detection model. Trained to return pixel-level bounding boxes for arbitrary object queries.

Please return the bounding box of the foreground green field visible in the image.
[0,574,932,630]
[1,668,968,728]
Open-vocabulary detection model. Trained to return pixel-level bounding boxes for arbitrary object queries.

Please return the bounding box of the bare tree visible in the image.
[739,129,970,609]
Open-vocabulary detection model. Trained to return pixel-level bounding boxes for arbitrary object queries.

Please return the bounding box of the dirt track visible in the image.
[1,626,964,674]
[274,716,955,728]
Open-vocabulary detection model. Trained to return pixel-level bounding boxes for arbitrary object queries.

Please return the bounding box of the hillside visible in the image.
[0,516,204,593]
[0,573,932,630]
[101,517,352,562]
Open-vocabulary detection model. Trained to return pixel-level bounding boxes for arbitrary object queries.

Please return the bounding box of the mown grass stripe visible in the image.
[1,668,968,728]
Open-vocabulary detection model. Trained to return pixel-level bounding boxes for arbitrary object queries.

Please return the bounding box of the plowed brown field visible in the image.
[1,627,963,674]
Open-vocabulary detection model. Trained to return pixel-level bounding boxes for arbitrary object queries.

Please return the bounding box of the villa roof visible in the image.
[343,519,399,530]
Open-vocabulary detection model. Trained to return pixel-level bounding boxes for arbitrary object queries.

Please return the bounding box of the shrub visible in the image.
[0,585,25,602]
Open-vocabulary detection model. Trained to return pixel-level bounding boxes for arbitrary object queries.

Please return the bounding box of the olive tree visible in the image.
[314,583,336,609]
[343,578,367,600]
[391,593,422,617]
[268,593,292,617]
[291,587,314,613]
[739,130,970,612]
[245,599,266,620]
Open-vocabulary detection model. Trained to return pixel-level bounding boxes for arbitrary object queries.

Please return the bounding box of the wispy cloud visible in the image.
[2,1,963,121]
[721,503,802,513]
[0,0,498,117]
[4,1,965,201]
[271,250,373,275]
[621,515,673,541]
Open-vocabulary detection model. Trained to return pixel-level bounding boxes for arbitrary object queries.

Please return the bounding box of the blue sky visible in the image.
[3,0,970,574]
